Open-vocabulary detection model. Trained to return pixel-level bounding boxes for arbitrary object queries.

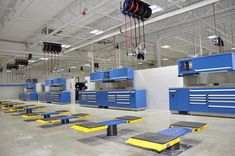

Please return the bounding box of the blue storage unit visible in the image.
[45,78,70,103]
[90,68,134,82]
[178,52,235,76]
[169,88,235,115]
[106,90,146,110]
[79,90,146,110]
[50,91,71,103]
[23,82,38,101]
[25,92,38,101]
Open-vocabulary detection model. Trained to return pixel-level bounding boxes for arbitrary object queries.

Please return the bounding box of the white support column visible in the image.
[156,37,161,67]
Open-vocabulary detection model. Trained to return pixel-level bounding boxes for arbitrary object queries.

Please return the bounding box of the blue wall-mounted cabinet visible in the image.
[45,78,66,87]
[169,88,235,115]
[90,68,134,82]
[178,52,235,76]
[79,90,146,110]
[25,82,36,89]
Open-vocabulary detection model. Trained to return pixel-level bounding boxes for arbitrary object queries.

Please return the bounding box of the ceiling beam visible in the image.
[64,0,220,54]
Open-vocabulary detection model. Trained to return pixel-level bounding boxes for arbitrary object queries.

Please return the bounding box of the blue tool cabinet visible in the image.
[23,82,38,101]
[169,88,235,115]
[79,90,146,110]
[178,52,235,76]
[45,78,70,103]
[90,68,134,82]
[51,91,71,103]
[25,92,38,101]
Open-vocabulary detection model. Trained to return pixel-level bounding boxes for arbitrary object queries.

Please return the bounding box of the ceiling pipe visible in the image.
[64,0,220,54]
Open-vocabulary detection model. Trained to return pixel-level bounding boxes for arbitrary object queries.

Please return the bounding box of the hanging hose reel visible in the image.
[122,0,152,63]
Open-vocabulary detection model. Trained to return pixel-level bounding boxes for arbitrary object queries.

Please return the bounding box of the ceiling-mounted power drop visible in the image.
[42,42,62,73]
[122,0,152,20]
[122,0,152,63]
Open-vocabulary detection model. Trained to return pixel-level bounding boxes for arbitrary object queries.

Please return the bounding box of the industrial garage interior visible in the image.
[0,0,235,156]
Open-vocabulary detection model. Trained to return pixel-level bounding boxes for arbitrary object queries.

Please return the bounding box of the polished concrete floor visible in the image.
[0,100,235,156]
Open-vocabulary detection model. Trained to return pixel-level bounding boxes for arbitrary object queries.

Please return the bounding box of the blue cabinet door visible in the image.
[169,88,190,112]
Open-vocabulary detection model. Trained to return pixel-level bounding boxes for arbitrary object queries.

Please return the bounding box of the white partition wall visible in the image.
[134,65,183,110]
[0,85,24,100]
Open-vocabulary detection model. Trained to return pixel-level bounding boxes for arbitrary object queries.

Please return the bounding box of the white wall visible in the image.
[85,76,95,91]
[66,78,75,104]
[0,85,24,100]
[134,65,183,110]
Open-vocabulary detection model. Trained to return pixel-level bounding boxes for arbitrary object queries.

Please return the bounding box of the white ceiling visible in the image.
[0,0,234,81]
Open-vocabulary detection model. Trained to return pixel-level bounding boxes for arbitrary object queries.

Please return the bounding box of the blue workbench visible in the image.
[79,90,146,110]
[169,87,235,115]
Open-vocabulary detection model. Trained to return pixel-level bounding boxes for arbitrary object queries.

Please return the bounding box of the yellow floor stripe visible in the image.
[22,115,40,119]
[126,137,180,152]
[71,125,108,133]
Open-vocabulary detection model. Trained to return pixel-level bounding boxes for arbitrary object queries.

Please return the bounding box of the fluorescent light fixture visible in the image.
[161,45,170,49]
[150,4,163,13]
[231,48,235,50]
[90,29,104,35]
[162,58,169,61]
[61,44,71,48]
[40,58,49,61]
[207,35,218,39]
[59,68,65,71]
[6,70,11,73]
[70,66,77,69]
[28,60,36,63]
[84,64,91,67]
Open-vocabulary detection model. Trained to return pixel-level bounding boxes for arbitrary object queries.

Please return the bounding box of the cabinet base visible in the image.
[80,104,146,111]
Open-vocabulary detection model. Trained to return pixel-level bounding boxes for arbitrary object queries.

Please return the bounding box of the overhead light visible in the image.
[6,70,11,73]
[61,44,71,48]
[59,68,65,71]
[40,58,49,61]
[70,66,77,69]
[90,29,104,35]
[231,48,235,50]
[207,35,218,39]
[28,60,36,63]
[162,58,169,61]
[150,4,163,13]
[84,64,91,67]
[161,45,170,49]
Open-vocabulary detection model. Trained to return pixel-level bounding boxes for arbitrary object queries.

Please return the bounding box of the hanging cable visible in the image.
[138,18,141,45]
[125,15,128,56]
[134,17,137,48]
[142,20,145,49]
[130,16,133,54]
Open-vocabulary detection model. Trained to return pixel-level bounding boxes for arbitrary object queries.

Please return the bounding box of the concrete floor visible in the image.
[0,100,235,156]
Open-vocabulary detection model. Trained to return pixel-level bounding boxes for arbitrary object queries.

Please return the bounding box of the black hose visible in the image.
[138,18,141,44]
[134,17,137,47]
[142,20,145,49]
